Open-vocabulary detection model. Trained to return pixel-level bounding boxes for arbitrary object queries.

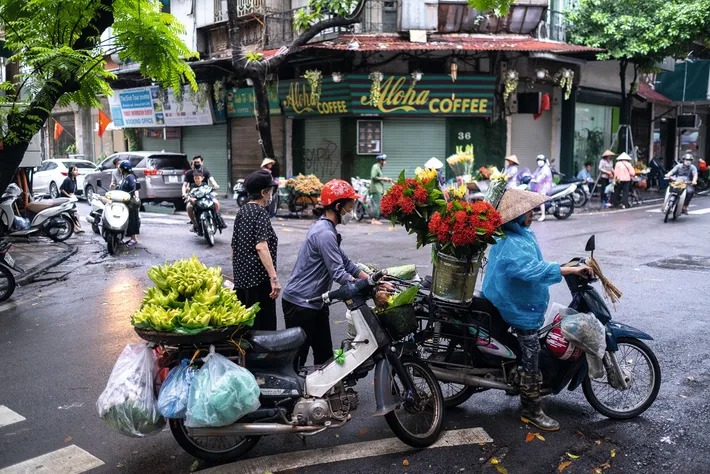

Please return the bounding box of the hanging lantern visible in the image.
[450,62,458,82]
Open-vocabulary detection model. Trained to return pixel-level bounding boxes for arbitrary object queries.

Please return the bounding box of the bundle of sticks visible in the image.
[587,257,622,305]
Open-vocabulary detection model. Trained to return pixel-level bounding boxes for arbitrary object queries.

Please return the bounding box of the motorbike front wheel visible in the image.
[0,264,17,302]
[582,338,661,419]
[664,195,675,223]
[203,216,215,247]
[353,201,365,221]
[107,234,121,255]
[168,418,260,464]
[385,357,444,448]
[572,187,588,207]
[553,196,574,220]
[49,215,74,242]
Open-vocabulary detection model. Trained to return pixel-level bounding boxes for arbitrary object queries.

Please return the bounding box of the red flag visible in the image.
[534,93,551,120]
[97,109,111,138]
[53,122,65,141]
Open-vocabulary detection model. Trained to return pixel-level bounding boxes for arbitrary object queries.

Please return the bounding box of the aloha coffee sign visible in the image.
[279,74,496,117]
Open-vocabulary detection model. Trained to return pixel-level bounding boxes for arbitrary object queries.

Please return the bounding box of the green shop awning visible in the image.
[656,60,710,102]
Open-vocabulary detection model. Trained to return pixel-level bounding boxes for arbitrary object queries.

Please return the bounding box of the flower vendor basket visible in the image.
[379,305,418,340]
[431,252,484,303]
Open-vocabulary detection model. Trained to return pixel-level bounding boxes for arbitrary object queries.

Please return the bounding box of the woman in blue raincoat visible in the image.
[482,188,593,431]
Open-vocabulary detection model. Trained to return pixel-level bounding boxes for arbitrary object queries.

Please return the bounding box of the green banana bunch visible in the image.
[143,286,180,308]
[179,302,212,329]
[192,285,219,306]
[147,262,171,291]
[132,304,179,331]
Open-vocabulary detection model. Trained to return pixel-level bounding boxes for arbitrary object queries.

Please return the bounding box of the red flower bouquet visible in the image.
[382,170,445,248]
[428,200,503,260]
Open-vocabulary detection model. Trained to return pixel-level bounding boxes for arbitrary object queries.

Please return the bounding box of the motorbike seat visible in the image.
[26,198,70,213]
[547,184,571,196]
[247,327,306,352]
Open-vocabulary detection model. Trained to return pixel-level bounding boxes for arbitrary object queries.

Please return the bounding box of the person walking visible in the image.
[232,169,279,330]
[530,155,553,221]
[281,179,368,367]
[59,165,85,233]
[117,161,140,247]
[503,155,520,189]
[613,152,635,208]
[261,158,279,218]
[369,154,392,225]
[598,150,615,208]
[482,188,593,431]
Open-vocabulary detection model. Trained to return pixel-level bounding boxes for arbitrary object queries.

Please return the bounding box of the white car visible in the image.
[33,158,98,199]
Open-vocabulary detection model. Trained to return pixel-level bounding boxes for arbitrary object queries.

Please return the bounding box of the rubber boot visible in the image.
[519,372,559,431]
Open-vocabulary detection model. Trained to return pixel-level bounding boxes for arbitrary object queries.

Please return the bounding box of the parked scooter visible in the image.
[0,238,21,302]
[404,235,660,419]
[155,272,444,463]
[233,179,248,208]
[0,184,77,241]
[186,184,224,247]
[552,168,590,208]
[351,177,374,221]
[518,177,576,220]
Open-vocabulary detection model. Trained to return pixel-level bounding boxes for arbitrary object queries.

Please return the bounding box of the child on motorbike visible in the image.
[482,188,593,431]
[281,179,369,367]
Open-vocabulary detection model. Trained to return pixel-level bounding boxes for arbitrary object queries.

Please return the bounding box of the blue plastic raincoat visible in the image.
[482,217,562,330]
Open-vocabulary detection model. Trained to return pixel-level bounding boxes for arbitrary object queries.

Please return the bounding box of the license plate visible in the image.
[3,253,14,268]
[167,175,179,183]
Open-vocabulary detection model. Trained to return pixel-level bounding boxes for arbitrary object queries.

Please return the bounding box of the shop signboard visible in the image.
[279,74,496,117]
[226,86,281,117]
[109,85,214,128]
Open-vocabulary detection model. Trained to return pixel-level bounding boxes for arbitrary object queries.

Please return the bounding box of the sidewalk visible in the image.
[6,238,77,285]
[576,188,665,213]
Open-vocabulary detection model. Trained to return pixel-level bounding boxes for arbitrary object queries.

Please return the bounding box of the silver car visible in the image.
[33,158,98,198]
[83,152,191,208]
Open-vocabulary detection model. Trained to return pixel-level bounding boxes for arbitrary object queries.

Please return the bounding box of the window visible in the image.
[357,120,383,155]
[145,154,191,170]
[71,161,97,169]
[46,162,58,171]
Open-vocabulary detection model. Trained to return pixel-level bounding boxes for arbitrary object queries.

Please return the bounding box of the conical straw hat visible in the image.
[497,188,550,224]
[602,150,616,157]
[505,154,519,165]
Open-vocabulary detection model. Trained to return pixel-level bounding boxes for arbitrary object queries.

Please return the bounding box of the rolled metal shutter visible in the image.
[510,113,552,171]
[304,118,342,182]
[182,123,229,192]
[379,118,447,179]
[142,136,181,153]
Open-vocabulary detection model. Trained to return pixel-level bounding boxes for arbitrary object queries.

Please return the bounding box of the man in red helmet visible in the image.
[281,179,369,367]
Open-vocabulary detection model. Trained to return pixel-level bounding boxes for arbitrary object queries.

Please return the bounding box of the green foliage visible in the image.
[294,0,358,32]
[567,0,710,66]
[466,0,513,16]
[0,0,198,147]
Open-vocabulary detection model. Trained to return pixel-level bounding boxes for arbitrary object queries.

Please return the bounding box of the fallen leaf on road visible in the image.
[357,428,369,438]
[490,458,500,465]
[557,461,572,472]
[403,460,410,466]
[64,436,73,444]
[525,432,536,442]
[610,449,616,458]
[495,465,508,474]
[535,433,545,441]
[594,439,603,445]
[116,464,124,468]
[566,452,580,459]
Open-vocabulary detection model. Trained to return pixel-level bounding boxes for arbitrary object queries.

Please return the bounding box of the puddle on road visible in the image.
[646,255,710,272]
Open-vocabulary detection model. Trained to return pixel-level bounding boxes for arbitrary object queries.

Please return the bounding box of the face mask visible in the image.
[194,163,202,169]
[340,209,353,225]
[537,160,545,167]
[684,160,692,166]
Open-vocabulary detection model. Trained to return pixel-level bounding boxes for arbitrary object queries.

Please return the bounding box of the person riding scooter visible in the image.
[482,188,593,431]
[665,152,698,214]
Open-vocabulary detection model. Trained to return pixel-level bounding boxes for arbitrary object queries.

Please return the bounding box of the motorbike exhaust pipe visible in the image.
[430,367,511,391]
[188,421,344,437]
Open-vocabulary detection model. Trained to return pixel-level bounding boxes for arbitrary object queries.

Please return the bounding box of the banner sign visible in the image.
[226,86,281,118]
[109,85,214,128]
[279,74,496,117]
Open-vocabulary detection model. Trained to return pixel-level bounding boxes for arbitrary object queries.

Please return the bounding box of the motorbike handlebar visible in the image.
[305,270,387,306]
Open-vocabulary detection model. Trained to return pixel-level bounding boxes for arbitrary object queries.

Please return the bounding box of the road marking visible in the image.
[0,406,25,428]
[202,427,492,474]
[0,445,104,474]
[646,207,710,215]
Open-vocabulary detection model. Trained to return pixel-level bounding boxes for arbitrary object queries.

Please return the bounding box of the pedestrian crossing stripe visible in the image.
[0,406,25,428]
[646,207,710,215]
[0,445,104,474]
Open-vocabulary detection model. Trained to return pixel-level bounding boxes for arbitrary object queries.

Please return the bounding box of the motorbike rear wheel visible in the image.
[553,196,574,220]
[420,337,483,407]
[353,201,365,221]
[236,193,248,208]
[49,215,74,242]
[385,357,444,448]
[168,418,260,464]
[203,216,215,247]
[572,187,588,207]
[582,338,661,419]
[0,264,17,302]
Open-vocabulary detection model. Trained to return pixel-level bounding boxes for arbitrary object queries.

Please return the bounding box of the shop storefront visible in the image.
[280,73,498,181]
[182,123,229,190]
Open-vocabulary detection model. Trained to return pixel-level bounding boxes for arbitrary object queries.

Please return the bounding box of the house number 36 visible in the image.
[457,132,472,140]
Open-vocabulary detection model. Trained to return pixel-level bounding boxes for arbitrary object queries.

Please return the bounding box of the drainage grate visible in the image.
[646,255,710,272]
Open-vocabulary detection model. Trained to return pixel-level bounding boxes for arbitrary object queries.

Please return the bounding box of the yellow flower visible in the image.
[490,169,508,181]
[415,167,424,176]
[449,184,467,200]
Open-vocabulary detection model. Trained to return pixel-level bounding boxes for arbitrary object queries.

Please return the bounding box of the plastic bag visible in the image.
[157,359,197,419]
[96,343,165,437]
[560,312,607,360]
[185,346,260,428]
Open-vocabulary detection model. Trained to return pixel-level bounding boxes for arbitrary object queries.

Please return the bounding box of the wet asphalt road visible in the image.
[1,195,709,474]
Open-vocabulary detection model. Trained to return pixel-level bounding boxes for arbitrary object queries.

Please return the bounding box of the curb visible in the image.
[15,244,79,286]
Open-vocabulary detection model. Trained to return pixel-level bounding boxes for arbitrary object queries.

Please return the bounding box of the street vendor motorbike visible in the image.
[0,184,77,242]
[662,177,688,223]
[400,235,660,419]
[187,185,223,247]
[155,272,444,463]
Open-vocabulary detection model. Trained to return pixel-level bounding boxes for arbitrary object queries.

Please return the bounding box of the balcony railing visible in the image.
[214,0,227,22]
[234,0,266,19]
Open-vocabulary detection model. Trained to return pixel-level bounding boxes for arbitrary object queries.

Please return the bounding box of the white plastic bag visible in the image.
[97,343,165,437]
[560,312,607,360]
[185,346,260,428]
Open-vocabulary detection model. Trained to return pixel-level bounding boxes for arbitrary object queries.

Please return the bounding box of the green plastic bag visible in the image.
[185,346,261,428]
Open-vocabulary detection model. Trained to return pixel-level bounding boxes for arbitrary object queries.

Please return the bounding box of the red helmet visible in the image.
[320,179,361,206]
[545,314,583,361]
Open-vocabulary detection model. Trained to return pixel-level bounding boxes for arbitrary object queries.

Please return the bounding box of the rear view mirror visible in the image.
[585,235,596,253]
